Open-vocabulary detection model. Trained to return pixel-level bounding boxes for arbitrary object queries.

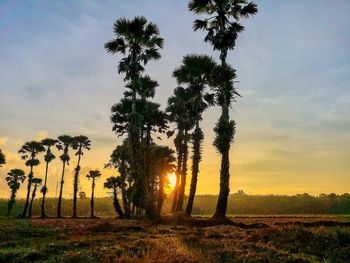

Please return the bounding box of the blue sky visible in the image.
[0,0,349,197]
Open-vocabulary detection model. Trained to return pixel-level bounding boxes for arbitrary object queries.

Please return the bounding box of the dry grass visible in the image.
[0,216,349,262]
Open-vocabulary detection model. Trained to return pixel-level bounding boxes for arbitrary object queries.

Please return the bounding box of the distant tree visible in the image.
[189,0,257,220]
[6,169,26,216]
[40,138,58,218]
[71,136,91,218]
[86,170,101,218]
[79,191,87,199]
[0,149,5,167]
[173,54,216,216]
[18,141,45,217]
[56,135,74,218]
[104,176,125,218]
[28,178,42,218]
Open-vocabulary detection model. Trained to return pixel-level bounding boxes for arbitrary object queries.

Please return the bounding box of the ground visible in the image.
[0,216,350,262]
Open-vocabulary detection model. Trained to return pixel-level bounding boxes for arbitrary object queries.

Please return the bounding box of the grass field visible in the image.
[1,216,350,263]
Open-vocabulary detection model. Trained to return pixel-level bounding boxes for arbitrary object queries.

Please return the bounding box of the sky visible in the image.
[0,0,349,198]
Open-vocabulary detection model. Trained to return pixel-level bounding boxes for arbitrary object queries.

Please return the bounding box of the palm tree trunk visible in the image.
[57,161,66,218]
[186,123,202,216]
[176,129,189,212]
[90,178,95,218]
[157,172,166,215]
[41,161,49,218]
[113,188,124,218]
[172,130,183,212]
[21,165,33,217]
[214,101,231,219]
[7,191,16,217]
[72,152,82,218]
[28,184,37,218]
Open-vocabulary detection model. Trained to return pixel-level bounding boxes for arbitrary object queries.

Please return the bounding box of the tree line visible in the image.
[0,0,258,221]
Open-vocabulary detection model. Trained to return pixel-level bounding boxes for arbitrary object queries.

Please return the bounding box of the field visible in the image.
[1,216,350,263]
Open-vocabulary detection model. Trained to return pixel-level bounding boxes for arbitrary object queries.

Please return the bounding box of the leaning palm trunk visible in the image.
[57,161,66,218]
[21,167,33,217]
[7,192,16,217]
[72,153,82,218]
[28,183,38,218]
[176,129,189,212]
[185,123,203,216]
[40,162,49,218]
[113,187,124,218]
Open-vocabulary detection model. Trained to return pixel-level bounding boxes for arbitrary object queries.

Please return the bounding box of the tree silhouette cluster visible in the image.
[0,0,258,221]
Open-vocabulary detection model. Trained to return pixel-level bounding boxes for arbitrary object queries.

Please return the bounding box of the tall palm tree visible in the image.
[86,170,101,218]
[189,0,257,219]
[40,138,57,218]
[6,169,26,217]
[71,136,91,218]
[28,178,42,218]
[18,141,45,217]
[166,87,195,212]
[56,135,74,218]
[0,149,5,167]
[105,17,164,213]
[104,176,125,218]
[173,54,216,216]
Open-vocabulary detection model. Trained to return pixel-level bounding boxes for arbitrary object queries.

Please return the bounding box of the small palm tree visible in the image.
[40,138,58,218]
[173,54,216,216]
[0,149,5,167]
[189,0,257,220]
[18,141,45,217]
[28,178,42,218]
[56,135,74,218]
[6,169,26,217]
[86,170,101,218]
[104,176,124,218]
[71,136,91,218]
[166,87,195,212]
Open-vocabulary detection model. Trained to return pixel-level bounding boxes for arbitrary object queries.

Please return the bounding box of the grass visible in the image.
[0,217,350,262]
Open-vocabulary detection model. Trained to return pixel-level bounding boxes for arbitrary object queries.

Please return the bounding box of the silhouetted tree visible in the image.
[189,0,257,219]
[18,141,45,217]
[40,138,57,218]
[104,176,125,218]
[28,178,42,218]
[173,54,216,216]
[167,87,195,212]
[56,135,74,218]
[71,135,91,218]
[105,17,164,217]
[0,149,5,167]
[86,170,101,218]
[6,169,25,217]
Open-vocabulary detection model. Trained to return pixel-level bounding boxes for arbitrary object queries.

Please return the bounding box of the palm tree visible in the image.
[28,178,42,218]
[18,141,45,217]
[106,141,132,218]
[104,176,125,218]
[189,0,257,219]
[86,170,101,218]
[166,87,195,212]
[6,169,26,217]
[105,17,164,213]
[56,135,74,218]
[40,138,57,218]
[0,149,5,167]
[173,54,216,216]
[71,136,91,218]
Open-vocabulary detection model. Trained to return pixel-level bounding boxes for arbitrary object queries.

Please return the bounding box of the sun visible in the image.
[167,173,177,190]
